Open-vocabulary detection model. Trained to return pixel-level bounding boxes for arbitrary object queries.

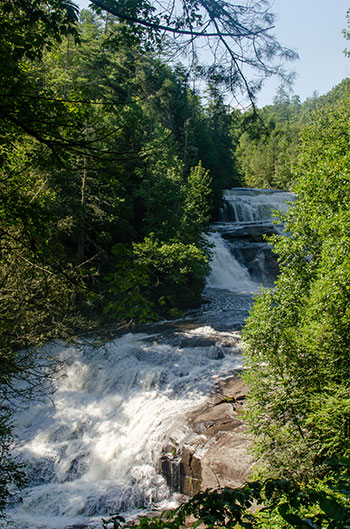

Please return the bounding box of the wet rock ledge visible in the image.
[158,375,252,497]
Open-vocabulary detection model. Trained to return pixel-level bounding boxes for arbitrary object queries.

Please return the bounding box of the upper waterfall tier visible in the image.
[219,188,295,224]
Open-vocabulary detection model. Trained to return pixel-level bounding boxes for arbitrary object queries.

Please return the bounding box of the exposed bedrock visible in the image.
[221,223,279,241]
[158,376,252,496]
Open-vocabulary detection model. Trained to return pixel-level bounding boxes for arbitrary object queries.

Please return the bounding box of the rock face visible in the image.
[158,375,252,496]
[221,223,279,242]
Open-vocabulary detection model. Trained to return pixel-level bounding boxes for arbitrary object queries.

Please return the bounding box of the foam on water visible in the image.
[206,232,257,293]
[8,188,293,528]
[220,188,294,223]
[9,330,243,528]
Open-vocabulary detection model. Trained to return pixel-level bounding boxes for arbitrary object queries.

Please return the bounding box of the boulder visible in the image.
[158,376,252,496]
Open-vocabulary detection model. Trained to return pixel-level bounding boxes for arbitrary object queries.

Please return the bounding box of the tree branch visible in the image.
[89,0,274,38]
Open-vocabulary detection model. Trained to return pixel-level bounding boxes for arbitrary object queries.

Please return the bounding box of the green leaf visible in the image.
[278,503,290,517]
[318,495,346,521]
[281,513,304,526]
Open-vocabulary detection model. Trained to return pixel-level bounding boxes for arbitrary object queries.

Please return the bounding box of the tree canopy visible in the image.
[242,95,350,481]
[88,0,298,104]
[236,79,350,190]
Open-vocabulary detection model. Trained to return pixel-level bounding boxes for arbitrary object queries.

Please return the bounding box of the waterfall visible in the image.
[212,187,294,287]
[9,330,243,529]
[7,188,293,529]
[220,188,294,223]
[206,232,257,293]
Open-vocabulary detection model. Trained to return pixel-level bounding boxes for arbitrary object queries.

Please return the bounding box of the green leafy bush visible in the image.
[101,459,350,529]
[242,97,350,480]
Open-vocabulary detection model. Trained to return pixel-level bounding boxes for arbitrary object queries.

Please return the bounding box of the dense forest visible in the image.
[1,0,350,526]
[0,1,236,511]
[236,78,350,190]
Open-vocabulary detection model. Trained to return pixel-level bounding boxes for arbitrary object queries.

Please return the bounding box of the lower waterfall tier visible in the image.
[7,188,292,528]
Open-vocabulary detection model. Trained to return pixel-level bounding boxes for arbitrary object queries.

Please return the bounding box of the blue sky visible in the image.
[256,0,350,106]
[76,0,350,107]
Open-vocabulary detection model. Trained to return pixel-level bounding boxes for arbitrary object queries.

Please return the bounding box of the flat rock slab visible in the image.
[159,375,252,496]
[221,223,280,241]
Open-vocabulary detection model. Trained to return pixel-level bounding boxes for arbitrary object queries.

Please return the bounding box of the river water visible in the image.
[5,188,293,529]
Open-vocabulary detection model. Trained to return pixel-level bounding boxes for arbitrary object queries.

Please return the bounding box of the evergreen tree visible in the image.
[236,80,350,190]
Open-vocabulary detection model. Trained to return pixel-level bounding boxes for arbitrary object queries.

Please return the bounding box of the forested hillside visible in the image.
[236,78,350,189]
[243,94,350,478]
[1,7,239,334]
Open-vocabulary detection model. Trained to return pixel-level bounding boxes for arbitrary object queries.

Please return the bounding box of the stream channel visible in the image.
[6,188,293,529]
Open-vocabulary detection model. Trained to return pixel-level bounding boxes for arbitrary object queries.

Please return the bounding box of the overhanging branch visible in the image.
[89,0,274,38]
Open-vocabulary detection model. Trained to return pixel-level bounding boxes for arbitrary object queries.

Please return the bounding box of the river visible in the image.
[5,188,293,529]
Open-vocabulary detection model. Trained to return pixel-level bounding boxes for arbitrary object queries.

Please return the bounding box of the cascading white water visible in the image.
[206,232,257,293]
[9,329,243,529]
[7,188,293,529]
[220,188,294,223]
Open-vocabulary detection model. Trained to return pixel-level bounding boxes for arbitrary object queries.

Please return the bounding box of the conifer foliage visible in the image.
[0,1,239,512]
